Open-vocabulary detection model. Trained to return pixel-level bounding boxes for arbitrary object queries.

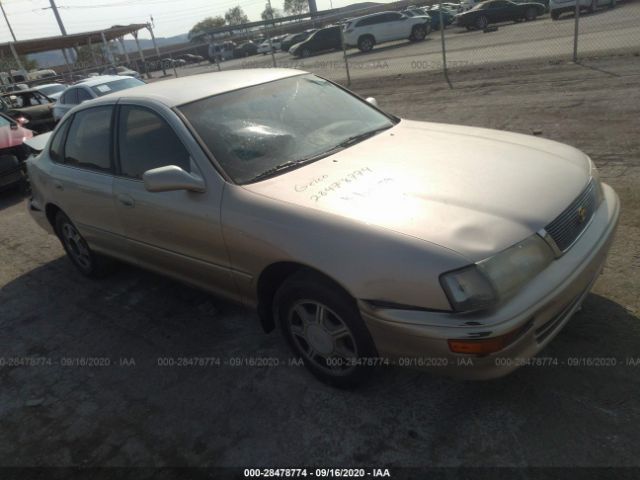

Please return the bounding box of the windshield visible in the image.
[39,84,66,96]
[91,77,144,97]
[179,74,395,184]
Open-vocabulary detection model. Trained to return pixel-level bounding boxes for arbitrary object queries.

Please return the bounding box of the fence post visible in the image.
[573,0,580,62]
[439,1,452,89]
[268,0,277,68]
[340,27,351,86]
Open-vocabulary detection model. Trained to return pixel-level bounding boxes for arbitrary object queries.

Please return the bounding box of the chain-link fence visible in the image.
[2,0,639,93]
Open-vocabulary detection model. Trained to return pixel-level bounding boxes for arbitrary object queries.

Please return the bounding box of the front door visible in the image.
[111,103,236,300]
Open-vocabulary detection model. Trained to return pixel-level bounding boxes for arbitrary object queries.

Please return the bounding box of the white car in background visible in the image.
[343,11,431,52]
[33,83,68,101]
[52,75,144,121]
[258,39,275,54]
[549,0,615,19]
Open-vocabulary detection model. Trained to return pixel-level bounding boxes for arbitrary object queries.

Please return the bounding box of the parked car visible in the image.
[53,75,145,121]
[102,66,142,80]
[33,83,68,101]
[208,42,236,62]
[26,69,619,386]
[455,0,546,29]
[549,0,614,19]
[289,26,343,57]
[271,35,287,50]
[424,6,457,28]
[233,41,259,58]
[343,12,431,53]
[257,39,274,55]
[280,30,317,52]
[0,89,55,133]
[177,53,205,63]
[0,112,33,192]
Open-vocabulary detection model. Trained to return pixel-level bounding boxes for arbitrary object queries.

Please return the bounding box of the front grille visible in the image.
[544,180,598,253]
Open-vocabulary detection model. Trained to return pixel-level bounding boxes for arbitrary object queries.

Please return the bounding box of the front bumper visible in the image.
[360,183,620,380]
[28,196,54,235]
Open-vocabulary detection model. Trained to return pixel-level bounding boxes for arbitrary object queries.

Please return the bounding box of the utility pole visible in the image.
[147,22,167,76]
[0,1,16,41]
[49,0,67,35]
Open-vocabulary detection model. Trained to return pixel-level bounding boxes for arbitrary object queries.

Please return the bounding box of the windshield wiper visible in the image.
[334,125,393,149]
[246,125,392,184]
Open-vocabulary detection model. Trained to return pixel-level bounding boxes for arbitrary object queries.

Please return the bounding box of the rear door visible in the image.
[47,105,126,256]
[111,101,235,299]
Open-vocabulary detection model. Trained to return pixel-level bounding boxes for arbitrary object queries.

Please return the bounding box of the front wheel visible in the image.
[274,271,378,387]
[551,10,560,19]
[301,48,311,58]
[55,211,112,277]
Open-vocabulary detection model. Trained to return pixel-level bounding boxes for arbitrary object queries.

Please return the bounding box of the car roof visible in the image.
[105,68,305,107]
[34,83,65,89]
[352,10,399,20]
[72,75,130,87]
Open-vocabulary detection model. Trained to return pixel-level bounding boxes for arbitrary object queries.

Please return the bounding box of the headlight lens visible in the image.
[440,265,497,312]
[441,234,555,312]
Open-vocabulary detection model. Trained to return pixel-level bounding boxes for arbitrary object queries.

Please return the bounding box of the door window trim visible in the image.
[55,105,117,175]
[113,103,194,183]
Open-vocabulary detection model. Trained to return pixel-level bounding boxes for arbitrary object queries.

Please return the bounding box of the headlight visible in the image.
[441,234,555,312]
[589,157,605,205]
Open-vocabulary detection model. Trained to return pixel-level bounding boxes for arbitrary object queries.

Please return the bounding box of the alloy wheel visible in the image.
[61,222,91,271]
[287,300,358,375]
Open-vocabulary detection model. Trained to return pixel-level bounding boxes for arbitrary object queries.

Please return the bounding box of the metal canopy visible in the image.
[0,24,148,56]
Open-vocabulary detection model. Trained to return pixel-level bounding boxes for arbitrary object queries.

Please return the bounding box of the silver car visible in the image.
[52,75,145,121]
[26,69,619,386]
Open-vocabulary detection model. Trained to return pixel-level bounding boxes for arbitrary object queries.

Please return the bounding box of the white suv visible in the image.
[343,11,432,52]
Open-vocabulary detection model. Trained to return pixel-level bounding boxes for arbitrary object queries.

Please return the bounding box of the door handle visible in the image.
[116,194,135,208]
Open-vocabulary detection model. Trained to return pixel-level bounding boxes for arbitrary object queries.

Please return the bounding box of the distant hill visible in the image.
[29,33,189,67]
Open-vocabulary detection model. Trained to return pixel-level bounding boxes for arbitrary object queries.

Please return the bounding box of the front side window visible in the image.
[118,106,191,180]
[63,106,113,172]
[180,74,395,184]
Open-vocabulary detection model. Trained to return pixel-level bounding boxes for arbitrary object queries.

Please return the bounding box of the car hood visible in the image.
[243,120,591,262]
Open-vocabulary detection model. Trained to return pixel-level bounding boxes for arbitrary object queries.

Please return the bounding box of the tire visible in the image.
[525,7,537,20]
[475,15,488,29]
[551,10,560,19]
[609,0,615,8]
[357,35,375,52]
[54,211,113,278]
[301,48,311,58]
[274,271,378,388]
[588,0,596,12]
[410,25,427,41]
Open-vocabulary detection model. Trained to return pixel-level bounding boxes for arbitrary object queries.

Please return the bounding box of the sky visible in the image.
[0,0,395,42]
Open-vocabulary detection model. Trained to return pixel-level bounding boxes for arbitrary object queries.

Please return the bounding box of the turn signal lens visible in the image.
[448,325,527,356]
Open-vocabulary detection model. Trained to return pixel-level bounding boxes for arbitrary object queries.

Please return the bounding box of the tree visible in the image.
[283,0,309,16]
[261,3,282,20]
[0,54,37,74]
[188,16,226,40]
[224,6,249,25]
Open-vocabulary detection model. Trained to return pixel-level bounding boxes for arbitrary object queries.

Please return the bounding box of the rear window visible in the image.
[90,78,144,97]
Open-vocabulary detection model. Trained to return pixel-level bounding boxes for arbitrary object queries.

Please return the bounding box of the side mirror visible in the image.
[366,97,378,107]
[143,165,205,193]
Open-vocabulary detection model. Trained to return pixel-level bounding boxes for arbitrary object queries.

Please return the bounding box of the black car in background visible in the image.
[281,30,317,52]
[456,0,546,29]
[233,41,259,58]
[289,26,342,58]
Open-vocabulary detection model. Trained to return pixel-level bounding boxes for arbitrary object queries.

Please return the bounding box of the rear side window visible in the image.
[49,118,72,163]
[62,88,79,105]
[63,106,113,173]
[117,106,190,180]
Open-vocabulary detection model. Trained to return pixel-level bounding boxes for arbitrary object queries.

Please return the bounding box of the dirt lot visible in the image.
[1,55,639,470]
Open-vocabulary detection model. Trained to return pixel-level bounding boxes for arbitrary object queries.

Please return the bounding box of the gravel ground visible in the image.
[1,55,639,469]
